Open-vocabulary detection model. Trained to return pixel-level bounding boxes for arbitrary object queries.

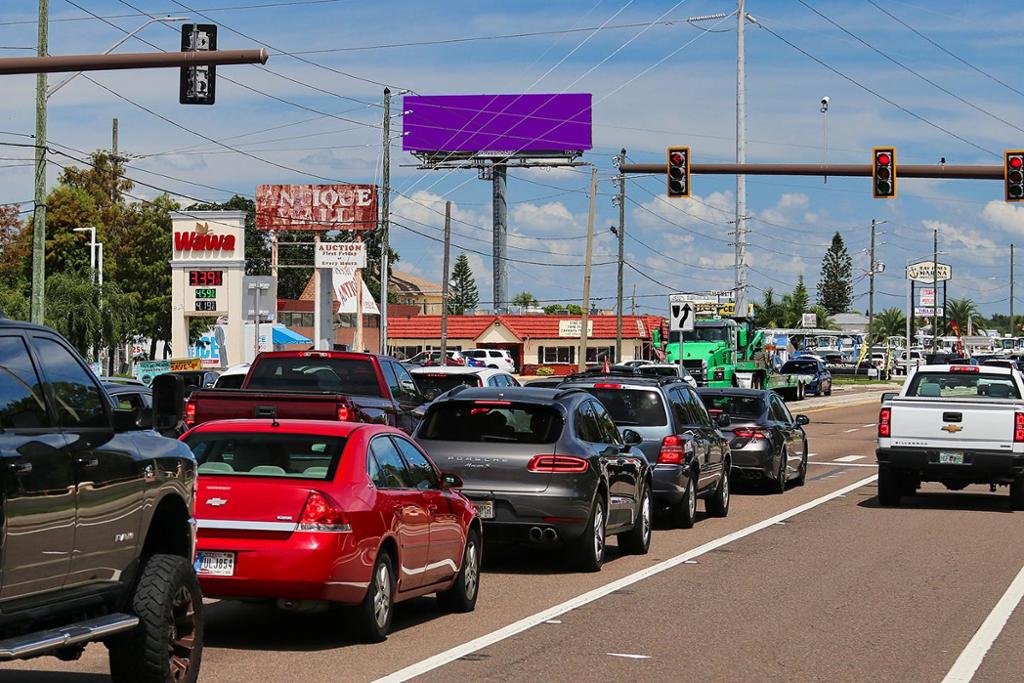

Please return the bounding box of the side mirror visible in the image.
[881,391,897,403]
[136,407,154,430]
[442,472,464,490]
[152,374,185,433]
[795,414,810,426]
[717,413,732,428]
[621,428,643,446]
[112,407,139,432]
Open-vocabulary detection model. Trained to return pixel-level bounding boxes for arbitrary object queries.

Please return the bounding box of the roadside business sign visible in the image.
[914,306,944,317]
[801,313,817,328]
[920,288,936,306]
[315,242,367,269]
[558,319,593,338]
[907,261,952,283]
[133,358,202,386]
[256,184,378,231]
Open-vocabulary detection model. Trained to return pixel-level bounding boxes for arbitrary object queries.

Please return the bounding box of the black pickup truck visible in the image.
[0,317,199,681]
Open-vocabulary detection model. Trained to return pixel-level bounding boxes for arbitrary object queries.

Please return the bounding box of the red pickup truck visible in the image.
[184,350,428,433]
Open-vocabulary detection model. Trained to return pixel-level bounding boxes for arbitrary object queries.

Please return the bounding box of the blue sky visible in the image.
[2,0,1023,317]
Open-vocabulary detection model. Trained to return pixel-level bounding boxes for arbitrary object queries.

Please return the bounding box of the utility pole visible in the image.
[578,167,597,372]
[868,219,876,339]
[932,229,939,352]
[30,0,48,324]
[440,201,452,367]
[379,87,391,354]
[492,163,508,314]
[631,283,637,316]
[615,147,626,362]
[734,0,748,318]
[111,117,118,158]
[1007,244,1015,337]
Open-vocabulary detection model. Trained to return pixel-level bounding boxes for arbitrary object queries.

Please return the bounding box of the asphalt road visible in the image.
[5,393,1023,683]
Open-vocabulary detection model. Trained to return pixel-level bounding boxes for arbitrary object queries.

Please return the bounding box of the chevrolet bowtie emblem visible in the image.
[941,424,963,433]
[206,497,228,506]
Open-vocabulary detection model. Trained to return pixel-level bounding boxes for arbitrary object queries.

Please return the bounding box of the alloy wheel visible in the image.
[641,494,651,545]
[373,563,391,629]
[687,478,696,519]
[593,505,605,562]
[721,469,730,508]
[168,585,197,682]
[464,541,479,601]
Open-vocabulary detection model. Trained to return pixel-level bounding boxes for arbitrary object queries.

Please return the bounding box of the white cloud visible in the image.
[778,193,809,209]
[511,201,576,232]
[982,201,1024,235]
[922,219,999,266]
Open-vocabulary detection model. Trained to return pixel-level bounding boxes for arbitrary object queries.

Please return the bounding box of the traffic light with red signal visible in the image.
[872,147,896,199]
[1005,151,1024,202]
[667,146,690,198]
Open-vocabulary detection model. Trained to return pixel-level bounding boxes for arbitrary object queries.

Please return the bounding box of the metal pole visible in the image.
[30,0,48,324]
[618,161,1004,179]
[734,0,748,318]
[0,48,268,75]
[492,163,508,314]
[615,147,626,362]
[905,272,911,364]
[910,279,915,343]
[354,235,364,352]
[253,285,261,360]
[932,229,939,352]
[440,202,452,367]
[869,219,876,339]
[578,167,597,372]
[380,87,391,354]
[1011,244,1015,337]
[942,279,947,341]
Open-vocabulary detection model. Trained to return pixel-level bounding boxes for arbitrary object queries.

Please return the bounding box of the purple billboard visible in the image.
[402,93,592,155]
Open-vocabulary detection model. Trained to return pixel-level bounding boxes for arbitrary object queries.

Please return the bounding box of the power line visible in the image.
[1,0,350,26]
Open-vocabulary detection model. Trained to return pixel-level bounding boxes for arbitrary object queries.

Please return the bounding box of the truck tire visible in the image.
[354,550,395,642]
[878,467,903,507]
[1011,476,1024,511]
[108,554,203,683]
[705,465,731,517]
[618,486,652,555]
[571,497,607,572]
[437,528,481,613]
[670,474,697,529]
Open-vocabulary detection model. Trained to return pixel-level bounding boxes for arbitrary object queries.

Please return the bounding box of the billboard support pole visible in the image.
[355,235,364,352]
[380,87,391,354]
[492,163,508,314]
[578,167,597,372]
[440,202,452,366]
[932,229,939,352]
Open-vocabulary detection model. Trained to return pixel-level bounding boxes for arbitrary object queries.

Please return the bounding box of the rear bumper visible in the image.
[196,531,371,604]
[462,488,593,542]
[729,442,776,479]
[651,464,693,506]
[877,447,1024,484]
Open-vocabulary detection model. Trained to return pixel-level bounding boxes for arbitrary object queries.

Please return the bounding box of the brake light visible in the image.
[527,455,589,473]
[879,407,891,438]
[297,491,351,532]
[594,383,623,389]
[184,400,196,427]
[658,435,686,464]
[474,400,511,406]
[732,428,768,440]
[337,403,353,421]
[1015,412,1024,442]
[950,366,980,373]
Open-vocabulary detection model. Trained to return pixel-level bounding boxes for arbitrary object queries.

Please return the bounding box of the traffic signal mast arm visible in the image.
[0,49,268,75]
[620,161,1003,179]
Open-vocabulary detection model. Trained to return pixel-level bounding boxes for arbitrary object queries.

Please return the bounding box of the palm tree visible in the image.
[808,305,838,330]
[870,307,907,339]
[945,298,984,335]
[511,291,538,310]
[754,288,786,327]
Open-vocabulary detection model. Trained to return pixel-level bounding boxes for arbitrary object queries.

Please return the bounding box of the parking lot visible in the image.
[5,392,1021,683]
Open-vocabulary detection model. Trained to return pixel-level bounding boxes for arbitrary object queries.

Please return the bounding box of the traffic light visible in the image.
[1005,150,1024,202]
[180,24,217,105]
[667,146,690,198]
[872,147,896,199]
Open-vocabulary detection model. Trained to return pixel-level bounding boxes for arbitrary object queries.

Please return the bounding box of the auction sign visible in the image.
[256,184,378,231]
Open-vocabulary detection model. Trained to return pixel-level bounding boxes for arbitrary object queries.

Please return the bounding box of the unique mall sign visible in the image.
[255,183,378,231]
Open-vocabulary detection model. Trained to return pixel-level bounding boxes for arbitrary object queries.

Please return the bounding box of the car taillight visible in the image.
[1015,412,1024,442]
[594,383,623,389]
[732,428,768,440]
[879,407,891,438]
[297,491,351,532]
[337,403,353,421]
[658,435,687,464]
[950,365,980,373]
[184,400,196,427]
[527,455,589,473]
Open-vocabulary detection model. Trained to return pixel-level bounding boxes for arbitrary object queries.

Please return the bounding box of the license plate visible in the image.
[474,500,495,520]
[939,451,964,465]
[196,551,235,576]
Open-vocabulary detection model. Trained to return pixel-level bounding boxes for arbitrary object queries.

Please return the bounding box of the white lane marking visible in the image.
[835,455,866,463]
[862,423,876,428]
[808,461,877,468]
[941,563,1024,683]
[374,474,879,683]
[544,620,561,625]
[607,653,651,660]
[807,452,818,457]
[843,428,859,433]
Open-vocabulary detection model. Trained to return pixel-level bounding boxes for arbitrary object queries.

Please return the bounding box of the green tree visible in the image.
[781,275,810,327]
[945,298,985,334]
[44,269,136,358]
[807,304,837,330]
[870,307,907,338]
[187,195,270,275]
[512,291,538,309]
[817,232,853,314]
[448,253,479,314]
[543,303,582,315]
[753,288,786,327]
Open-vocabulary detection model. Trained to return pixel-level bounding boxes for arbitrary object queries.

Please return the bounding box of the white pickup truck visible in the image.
[876,364,1024,508]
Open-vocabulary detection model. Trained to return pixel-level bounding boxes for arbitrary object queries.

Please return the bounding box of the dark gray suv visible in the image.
[413,386,653,571]
[559,374,732,528]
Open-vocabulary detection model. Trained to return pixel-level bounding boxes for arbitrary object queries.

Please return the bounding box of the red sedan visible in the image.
[181,419,481,642]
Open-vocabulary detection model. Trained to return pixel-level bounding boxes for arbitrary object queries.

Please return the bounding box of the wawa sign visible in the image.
[173,222,238,255]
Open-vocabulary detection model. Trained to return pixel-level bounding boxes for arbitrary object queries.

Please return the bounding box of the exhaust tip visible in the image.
[529,526,543,542]
[542,528,558,542]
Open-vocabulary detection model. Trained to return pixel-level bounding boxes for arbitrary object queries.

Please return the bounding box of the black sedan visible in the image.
[697,388,810,493]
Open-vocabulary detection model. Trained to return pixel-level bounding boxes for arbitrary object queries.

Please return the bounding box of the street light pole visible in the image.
[72,227,97,278]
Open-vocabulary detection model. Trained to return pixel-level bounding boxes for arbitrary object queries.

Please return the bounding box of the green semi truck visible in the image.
[663,318,805,399]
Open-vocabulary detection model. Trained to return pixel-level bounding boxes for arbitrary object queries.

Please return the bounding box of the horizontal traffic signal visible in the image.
[872,147,896,199]
[667,146,690,198]
[1006,151,1024,202]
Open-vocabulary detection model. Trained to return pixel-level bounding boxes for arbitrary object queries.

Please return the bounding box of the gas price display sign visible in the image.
[188,270,224,315]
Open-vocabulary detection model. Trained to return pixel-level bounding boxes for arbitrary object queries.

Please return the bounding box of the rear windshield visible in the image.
[699,394,765,419]
[246,357,382,396]
[577,388,667,427]
[184,432,345,479]
[174,371,208,388]
[463,350,485,358]
[781,361,818,373]
[905,372,1021,399]
[419,401,562,443]
[215,374,245,389]
[637,366,678,377]
[414,373,481,399]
